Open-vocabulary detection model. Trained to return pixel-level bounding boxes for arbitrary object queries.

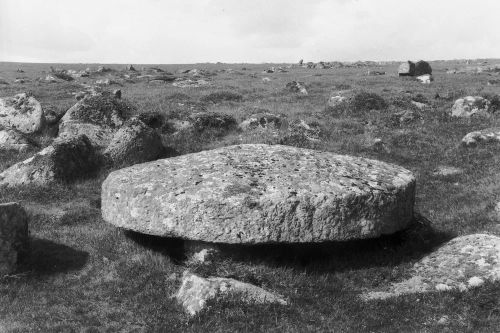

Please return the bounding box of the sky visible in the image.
[1,0,500,64]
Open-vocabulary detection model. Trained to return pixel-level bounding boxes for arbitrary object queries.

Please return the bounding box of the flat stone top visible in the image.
[102,144,416,243]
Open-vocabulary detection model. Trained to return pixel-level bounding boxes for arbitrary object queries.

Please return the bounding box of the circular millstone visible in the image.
[102,144,416,243]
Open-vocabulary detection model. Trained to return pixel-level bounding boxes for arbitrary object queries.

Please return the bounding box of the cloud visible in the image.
[0,0,499,63]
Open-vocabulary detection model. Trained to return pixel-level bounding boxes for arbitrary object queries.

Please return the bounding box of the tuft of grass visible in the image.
[200,91,243,103]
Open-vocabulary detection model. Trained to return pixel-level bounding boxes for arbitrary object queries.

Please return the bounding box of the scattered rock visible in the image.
[0,203,29,276]
[188,112,237,133]
[102,144,416,243]
[174,271,287,316]
[126,65,136,71]
[112,89,121,99]
[398,61,415,76]
[172,78,211,88]
[432,166,463,178]
[328,91,350,108]
[0,129,33,152]
[14,79,27,84]
[43,75,61,83]
[239,113,284,132]
[103,118,164,167]
[366,71,385,76]
[411,101,428,110]
[0,93,45,134]
[451,96,490,118]
[0,135,100,187]
[416,74,433,84]
[362,234,500,300]
[286,81,308,95]
[461,127,500,147]
[58,94,130,149]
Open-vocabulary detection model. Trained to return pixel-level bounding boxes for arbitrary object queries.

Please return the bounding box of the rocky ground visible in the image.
[0,60,499,332]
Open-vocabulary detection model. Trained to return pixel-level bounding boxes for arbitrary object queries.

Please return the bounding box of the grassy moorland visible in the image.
[0,60,499,332]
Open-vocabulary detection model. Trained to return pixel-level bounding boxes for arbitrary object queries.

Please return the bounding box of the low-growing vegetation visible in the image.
[0,60,499,332]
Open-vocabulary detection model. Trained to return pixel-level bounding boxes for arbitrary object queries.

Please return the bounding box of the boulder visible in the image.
[58,94,129,149]
[416,74,433,84]
[0,129,33,152]
[0,93,45,134]
[451,96,490,118]
[286,81,308,95]
[415,60,432,76]
[188,112,237,133]
[328,91,351,108]
[103,118,164,167]
[102,144,416,243]
[461,127,500,147]
[0,203,29,276]
[0,135,100,187]
[398,61,415,76]
[175,271,287,316]
[126,64,136,71]
[363,234,500,300]
[239,113,284,131]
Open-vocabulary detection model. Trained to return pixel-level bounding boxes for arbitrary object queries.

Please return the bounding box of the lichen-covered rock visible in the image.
[416,74,433,84]
[58,94,131,149]
[103,118,164,167]
[286,81,308,95]
[461,127,500,147]
[239,113,284,131]
[363,234,500,300]
[102,144,415,243]
[188,112,237,133]
[175,271,287,316]
[451,96,491,118]
[0,203,29,276]
[398,61,415,76]
[0,135,100,187]
[0,93,45,134]
[0,129,33,152]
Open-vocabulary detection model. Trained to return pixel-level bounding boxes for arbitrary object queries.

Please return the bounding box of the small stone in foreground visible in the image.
[175,271,287,316]
[362,234,500,300]
[0,203,29,276]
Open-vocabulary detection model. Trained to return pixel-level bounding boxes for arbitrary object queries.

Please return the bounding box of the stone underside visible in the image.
[102,144,416,243]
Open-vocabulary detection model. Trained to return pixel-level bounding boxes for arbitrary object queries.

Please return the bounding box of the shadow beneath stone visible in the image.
[19,238,89,276]
[120,213,454,274]
[218,213,454,273]
[124,230,185,263]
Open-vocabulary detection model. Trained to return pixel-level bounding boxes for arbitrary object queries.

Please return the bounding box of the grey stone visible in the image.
[461,127,500,147]
[398,61,415,76]
[102,144,416,243]
[0,129,33,152]
[175,271,287,316]
[451,96,491,118]
[0,135,100,187]
[58,94,128,149]
[415,60,432,76]
[286,81,308,95]
[0,203,29,276]
[362,234,500,300]
[0,93,45,134]
[103,118,164,167]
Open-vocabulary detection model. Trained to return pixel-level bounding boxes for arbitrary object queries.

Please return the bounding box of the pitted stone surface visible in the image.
[102,144,415,243]
[363,234,500,300]
[0,202,29,276]
[0,93,44,134]
[175,271,287,316]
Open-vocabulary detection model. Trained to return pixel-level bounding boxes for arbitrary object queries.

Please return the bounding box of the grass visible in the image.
[0,60,500,332]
